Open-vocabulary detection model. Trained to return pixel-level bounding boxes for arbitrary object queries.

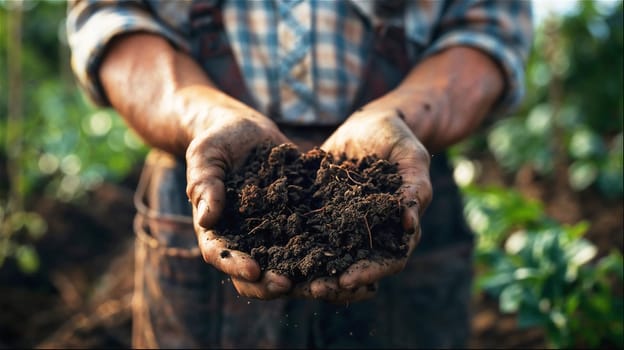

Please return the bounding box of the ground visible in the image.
[0,152,621,349]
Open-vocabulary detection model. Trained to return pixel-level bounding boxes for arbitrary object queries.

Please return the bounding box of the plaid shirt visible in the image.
[67,0,533,124]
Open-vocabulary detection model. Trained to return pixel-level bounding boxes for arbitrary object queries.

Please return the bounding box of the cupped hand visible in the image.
[291,108,432,304]
[185,105,294,299]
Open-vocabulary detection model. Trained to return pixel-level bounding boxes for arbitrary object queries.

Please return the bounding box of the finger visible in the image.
[331,283,378,304]
[193,181,226,230]
[338,258,407,290]
[196,229,261,281]
[188,172,225,229]
[289,277,338,299]
[400,197,420,235]
[231,270,292,300]
[393,146,426,254]
[185,134,231,229]
[390,139,432,216]
[291,278,377,304]
[400,203,422,254]
[310,276,339,299]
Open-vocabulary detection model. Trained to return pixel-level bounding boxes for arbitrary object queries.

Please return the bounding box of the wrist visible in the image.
[356,87,449,151]
[171,85,278,146]
[361,46,504,152]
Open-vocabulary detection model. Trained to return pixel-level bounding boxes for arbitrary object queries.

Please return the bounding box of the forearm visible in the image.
[363,46,505,153]
[99,33,255,156]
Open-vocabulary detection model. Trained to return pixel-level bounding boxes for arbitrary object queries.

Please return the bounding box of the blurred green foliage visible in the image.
[0,0,146,273]
[482,222,623,348]
[454,1,624,348]
[463,184,623,348]
[0,0,147,200]
[0,205,45,273]
[462,185,545,251]
[480,1,624,196]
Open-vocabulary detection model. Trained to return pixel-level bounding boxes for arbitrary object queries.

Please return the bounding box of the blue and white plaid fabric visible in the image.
[67,0,533,124]
[221,0,368,122]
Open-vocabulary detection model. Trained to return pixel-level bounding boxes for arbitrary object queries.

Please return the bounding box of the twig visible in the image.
[303,207,325,216]
[248,219,268,235]
[329,164,365,186]
[364,214,373,249]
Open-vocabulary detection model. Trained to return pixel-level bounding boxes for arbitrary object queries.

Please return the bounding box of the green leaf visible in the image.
[24,212,47,240]
[15,245,40,274]
[500,284,524,313]
[589,294,612,315]
[568,160,599,191]
[549,310,568,330]
[569,128,606,159]
[596,251,624,278]
[526,104,553,135]
[478,270,515,292]
[513,267,541,282]
[564,238,597,267]
[505,230,528,254]
[564,294,580,315]
[563,221,590,240]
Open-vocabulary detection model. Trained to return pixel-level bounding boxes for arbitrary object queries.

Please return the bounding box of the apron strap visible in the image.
[189,0,256,107]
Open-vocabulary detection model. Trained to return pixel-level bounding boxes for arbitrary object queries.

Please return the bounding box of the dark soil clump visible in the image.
[215,143,410,283]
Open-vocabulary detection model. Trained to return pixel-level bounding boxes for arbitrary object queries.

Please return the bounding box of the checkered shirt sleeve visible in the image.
[66,0,191,106]
[418,0,533,116]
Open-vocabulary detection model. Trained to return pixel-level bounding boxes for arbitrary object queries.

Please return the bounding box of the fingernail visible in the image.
[340,274,355,290]
[198,200,211,227]
[341,279,355,290]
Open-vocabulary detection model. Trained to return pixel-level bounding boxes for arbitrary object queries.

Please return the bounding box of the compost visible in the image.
[215,142,411,283]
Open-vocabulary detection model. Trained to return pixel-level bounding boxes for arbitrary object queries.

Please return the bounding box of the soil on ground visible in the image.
[215,143,412,283]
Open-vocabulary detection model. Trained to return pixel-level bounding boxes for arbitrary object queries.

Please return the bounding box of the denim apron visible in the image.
[131,1,475,348]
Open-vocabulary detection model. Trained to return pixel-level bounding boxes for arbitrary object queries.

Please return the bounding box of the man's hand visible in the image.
[289,107,432,304]
[183,101,299,299]
[289,46,505,303]
[100,33,297,300]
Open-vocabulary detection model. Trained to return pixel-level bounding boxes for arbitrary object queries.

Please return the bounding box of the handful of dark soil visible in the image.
[215,143,410,283]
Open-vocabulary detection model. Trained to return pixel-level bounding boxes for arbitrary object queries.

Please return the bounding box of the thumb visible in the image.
[186,158,227,229]
[190,179,225,229]
[390,138,432,217]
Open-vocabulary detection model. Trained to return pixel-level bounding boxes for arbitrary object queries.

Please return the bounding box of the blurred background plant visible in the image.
[450,0,623,348]
[0,0,622,348]
[461,184,623,348]
[483,0,623,196]
[0,0,147,274]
